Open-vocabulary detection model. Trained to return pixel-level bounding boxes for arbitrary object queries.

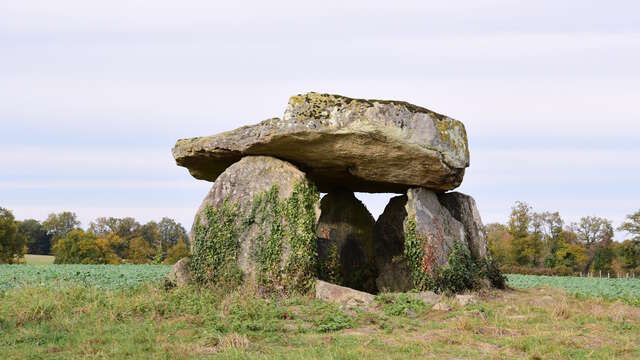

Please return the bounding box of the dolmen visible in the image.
[172,92,489,294]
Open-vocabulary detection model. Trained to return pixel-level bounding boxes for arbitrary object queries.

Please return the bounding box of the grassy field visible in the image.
[24,254,55,265]
[1,266,639,359]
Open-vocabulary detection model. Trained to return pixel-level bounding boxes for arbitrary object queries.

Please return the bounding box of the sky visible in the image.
[1,0,639,239]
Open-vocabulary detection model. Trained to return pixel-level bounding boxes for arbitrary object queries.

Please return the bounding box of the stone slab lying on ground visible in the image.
[315,280,375,308]
[173,92,470,193]
[432,302,452,312]
[455,294,478,306]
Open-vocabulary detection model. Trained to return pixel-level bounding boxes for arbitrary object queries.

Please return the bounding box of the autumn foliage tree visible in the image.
[0,207,25,263]
[53,229,119,264]
[487,202,639,276]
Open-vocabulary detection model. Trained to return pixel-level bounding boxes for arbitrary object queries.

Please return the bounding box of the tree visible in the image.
[89,217,140,239]
[532,211,563,247]
[507,202,542,266]
[127,236,155,264]
[164,240,190,264]
[89,217,143,258]
[593,244,614,273]
[139,221,160,247]
[95,236,121,264]
[158,217,189,251]
[0,207,25,263]
[101,233,127,259]
[53,229,118,264]
[618,210,640,242]
[572,216,614,272]
[43,212,80,243]
[508,201,532,239]
[572,216,613,248]
[556,242,588,272]
[618,240,640,270]
[486,223,512,265]
[18,219,51,255]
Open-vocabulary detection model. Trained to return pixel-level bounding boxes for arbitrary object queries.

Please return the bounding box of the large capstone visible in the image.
[173,92,469,193]
[189,156,320,293]
[316,189,377,293]
[438,192,488,260]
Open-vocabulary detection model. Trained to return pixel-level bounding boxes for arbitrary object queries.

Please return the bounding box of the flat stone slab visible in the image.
[173,92,470,193]
[315,280,375,308]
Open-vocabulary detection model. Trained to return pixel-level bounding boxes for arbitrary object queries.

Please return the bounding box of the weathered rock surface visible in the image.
[374,195,413,292]
[316,189,377,293]
[374,188,468,291]
[455,294,478,307]
[190,156,319,291]
[315,280,375,308]
[167,257,192,287]
[405,188,467,272]
[173,92,469,193]
[438,192,488,259]
[432,302,451,312]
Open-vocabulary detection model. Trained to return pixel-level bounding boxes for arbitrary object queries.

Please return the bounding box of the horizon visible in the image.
[2,0,639,240]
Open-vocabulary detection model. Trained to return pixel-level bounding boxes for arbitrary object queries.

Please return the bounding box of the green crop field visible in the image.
[0,264,171,291]
[507,274,640,306]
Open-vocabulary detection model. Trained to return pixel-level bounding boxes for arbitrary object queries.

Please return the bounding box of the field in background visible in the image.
[507,274,640,306]
[23,254,54,265]
[0,264,170,291]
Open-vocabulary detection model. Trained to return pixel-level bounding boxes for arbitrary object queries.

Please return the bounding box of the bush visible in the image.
[429,241,478,293]
[411,240,506,294]
[481,257,506,289]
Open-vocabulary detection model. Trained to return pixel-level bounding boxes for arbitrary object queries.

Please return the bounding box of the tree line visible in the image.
[0,207,190,265]
[488,202,640,276]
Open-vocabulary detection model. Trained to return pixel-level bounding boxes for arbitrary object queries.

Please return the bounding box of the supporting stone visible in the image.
[438,192,488,260]
[373,188,468,292]
[189,156,320,293]
[405,188,467,272]
[316,189,377,293]
[373,195,412,292]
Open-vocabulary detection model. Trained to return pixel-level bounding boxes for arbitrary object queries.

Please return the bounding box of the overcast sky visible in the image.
[1,0,638,239]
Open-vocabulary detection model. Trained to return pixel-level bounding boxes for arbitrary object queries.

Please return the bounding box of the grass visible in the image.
[507,274,640,306]
[2,266,640,358]
[24,254,55,265]
[1,282,639,359]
